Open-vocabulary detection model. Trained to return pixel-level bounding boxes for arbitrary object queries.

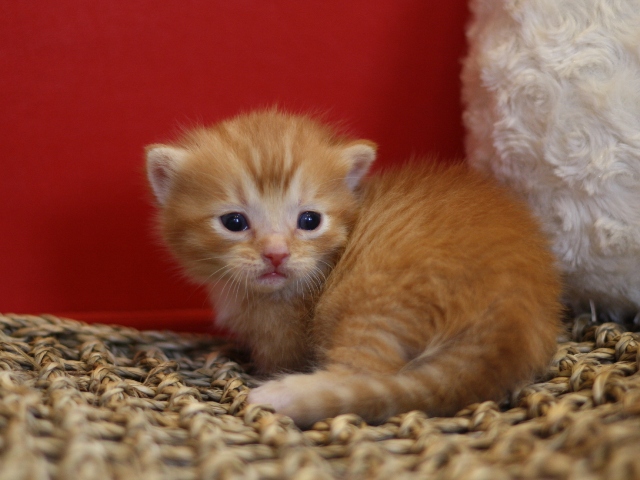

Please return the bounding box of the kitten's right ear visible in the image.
[145,144,189,205]
[341,141,377,190]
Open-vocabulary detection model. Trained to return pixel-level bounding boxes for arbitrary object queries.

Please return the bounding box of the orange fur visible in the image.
[146,109,563,427]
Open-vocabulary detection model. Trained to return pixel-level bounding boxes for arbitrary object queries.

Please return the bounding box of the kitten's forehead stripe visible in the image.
[241,132,301,196]
[283,131,294,171]
[250,147,262,175]
[185,110,349,205]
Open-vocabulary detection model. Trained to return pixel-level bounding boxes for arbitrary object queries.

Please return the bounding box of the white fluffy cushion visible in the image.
[462,0,640,320]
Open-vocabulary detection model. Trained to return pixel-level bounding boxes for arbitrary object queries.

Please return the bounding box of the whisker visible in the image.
[233,270,245,303]
[218,266,240,303]
[304,274,319,297]
[307,269,323,294]
[316,259,335,273]
[229,268,245,304]
[304,275,318,298]
[193,255,220,263]
[310,266,329,297]
[243,271,251,303]
[206,265,234,288]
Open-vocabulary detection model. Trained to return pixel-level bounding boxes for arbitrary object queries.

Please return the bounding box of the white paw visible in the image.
[247,378,298,413]
[247,374,330,427]
[247,372,344,428]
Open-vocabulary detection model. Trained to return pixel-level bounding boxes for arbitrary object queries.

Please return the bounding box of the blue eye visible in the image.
[220,213,249,232]
[297,211,322,231]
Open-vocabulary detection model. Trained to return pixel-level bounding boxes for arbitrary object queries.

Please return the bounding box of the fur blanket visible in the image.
[462,0,640,320]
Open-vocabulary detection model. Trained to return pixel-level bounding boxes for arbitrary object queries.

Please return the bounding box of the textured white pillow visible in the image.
[462,0,640,321]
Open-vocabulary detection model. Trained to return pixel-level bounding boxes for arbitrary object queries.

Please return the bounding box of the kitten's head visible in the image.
[146,110,376,296]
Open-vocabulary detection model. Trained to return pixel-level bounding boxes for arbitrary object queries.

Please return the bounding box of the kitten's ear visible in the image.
[145,144,189,205]
[340,141,377,190]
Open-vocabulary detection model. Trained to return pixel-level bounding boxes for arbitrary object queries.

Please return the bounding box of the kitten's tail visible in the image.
[248,340,547,428]
[248,310,559,428]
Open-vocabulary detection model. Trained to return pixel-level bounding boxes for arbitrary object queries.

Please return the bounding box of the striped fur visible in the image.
[146,110,562,427]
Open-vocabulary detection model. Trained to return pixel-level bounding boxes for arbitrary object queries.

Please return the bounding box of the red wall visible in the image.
[1,1,468,331]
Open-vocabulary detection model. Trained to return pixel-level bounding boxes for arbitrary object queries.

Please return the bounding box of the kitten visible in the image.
[146,109,562,428]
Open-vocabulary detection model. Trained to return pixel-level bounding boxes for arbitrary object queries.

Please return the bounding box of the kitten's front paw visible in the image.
[247,379,297,414]
[247,372,339,428]
[247,375,322,427]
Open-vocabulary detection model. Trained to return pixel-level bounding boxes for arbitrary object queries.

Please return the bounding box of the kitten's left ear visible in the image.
[341,141,377,190]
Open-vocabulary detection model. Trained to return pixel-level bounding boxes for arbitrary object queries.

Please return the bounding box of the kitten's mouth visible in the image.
[257,271,288,285]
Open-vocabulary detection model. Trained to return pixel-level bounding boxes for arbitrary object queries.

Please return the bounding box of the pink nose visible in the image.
[264,252,289,268]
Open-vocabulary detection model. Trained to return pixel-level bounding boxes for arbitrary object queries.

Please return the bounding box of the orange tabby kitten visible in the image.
[146,110,562,427]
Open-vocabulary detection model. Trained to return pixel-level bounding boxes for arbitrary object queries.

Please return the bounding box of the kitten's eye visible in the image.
[220,213,249,232]
[297,211,322,231]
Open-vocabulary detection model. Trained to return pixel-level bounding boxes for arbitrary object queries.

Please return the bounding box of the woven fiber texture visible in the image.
[0,313,639,479]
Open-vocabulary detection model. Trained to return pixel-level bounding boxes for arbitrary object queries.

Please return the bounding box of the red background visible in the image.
[1,1,468,332]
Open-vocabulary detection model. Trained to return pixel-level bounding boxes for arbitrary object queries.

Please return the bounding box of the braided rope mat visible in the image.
[1,313,639,479]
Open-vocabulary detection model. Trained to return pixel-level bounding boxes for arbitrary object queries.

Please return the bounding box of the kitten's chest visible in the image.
[208,285,242,329]
[208,284,313,333]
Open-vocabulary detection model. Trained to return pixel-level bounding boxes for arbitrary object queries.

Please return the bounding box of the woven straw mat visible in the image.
[0,312,639,480]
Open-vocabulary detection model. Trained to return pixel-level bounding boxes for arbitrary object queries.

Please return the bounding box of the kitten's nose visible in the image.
[264,252,289,268]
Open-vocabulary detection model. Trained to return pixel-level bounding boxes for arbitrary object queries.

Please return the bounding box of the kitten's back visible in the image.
[319,160,560,376]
